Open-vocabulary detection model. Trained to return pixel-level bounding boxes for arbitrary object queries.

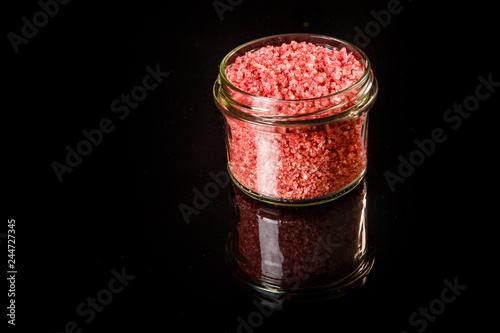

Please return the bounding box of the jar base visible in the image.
[227,166,367,207]
[225,236,375,304]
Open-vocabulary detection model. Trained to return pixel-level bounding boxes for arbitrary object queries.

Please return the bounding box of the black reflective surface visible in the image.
[5,0,497,332]
[226,180,374,304]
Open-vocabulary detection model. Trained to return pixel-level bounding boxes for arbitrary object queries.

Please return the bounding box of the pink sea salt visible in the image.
[224,41,366,201]
[226,41,363,100]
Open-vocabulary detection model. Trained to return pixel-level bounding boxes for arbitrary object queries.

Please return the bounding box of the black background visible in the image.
[4,0,498,332]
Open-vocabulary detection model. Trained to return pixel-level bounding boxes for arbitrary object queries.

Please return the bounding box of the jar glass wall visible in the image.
[214,34,378,205]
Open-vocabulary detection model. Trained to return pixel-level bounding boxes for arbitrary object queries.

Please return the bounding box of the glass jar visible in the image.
[226,179,374,303]
[213,33,378,205]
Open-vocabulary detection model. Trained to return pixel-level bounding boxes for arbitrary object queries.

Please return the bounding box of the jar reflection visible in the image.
[226,179,374,302]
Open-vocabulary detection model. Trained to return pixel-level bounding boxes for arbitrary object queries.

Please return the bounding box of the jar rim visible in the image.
[218,33,372,103]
